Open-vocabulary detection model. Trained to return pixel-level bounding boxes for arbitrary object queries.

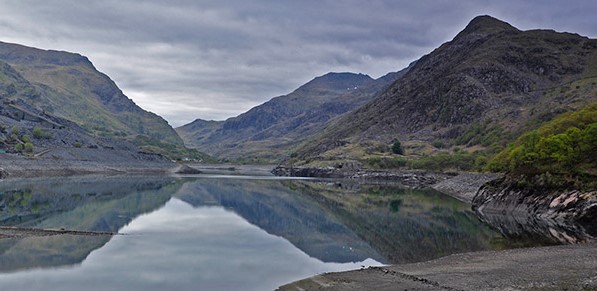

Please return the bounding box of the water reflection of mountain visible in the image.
[0,175,559,273]
[476,211,595,247]
[175,178,502,264]
[0,176,180,272]
[175,178,384,264]
[287,181,502,264]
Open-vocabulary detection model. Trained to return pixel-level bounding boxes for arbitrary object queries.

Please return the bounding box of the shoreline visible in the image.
[278,242,597,290]
[0,153,178,179]
[272,165,456,188]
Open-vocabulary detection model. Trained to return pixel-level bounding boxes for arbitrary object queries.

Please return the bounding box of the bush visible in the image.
[432,141,446,149]
[24,142,33,152]
[73,141,82,148]
[33,127,51,139]
[366,156,407,169]
[407,151,489,172]
[15,143,24,151]
[11,126,19,135]
[391,140,404,155]
[21,135,30,143]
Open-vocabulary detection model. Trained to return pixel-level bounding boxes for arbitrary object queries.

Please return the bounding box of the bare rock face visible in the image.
[472,177,597,238]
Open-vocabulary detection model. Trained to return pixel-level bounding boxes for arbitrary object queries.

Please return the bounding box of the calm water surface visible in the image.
[0,175,568,290]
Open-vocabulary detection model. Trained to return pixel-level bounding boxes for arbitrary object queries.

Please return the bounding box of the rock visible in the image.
[175,165,203,174]
[432,173,500,203]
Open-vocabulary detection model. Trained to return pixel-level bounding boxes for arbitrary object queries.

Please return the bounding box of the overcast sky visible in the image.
[0,1,595,126]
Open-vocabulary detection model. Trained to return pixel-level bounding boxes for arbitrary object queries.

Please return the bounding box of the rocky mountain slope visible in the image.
[0,41,182,146]
[294,15,597,163]
[177,69,409,161]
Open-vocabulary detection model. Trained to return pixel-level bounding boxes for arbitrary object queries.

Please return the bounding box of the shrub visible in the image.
[366,156,407,169]
[432,141,446,149]
[21,135,30,143]
[73,141,82,148]
[407,151,489,172]
[15,143,24,151]
[391,140,404,155]
[32,127,51,139]
[24,142,33,152]
[11,126,19,135]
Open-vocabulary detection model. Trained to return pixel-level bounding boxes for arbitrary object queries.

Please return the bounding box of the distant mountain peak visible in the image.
[299,72,374,92]
[458,15,518,37]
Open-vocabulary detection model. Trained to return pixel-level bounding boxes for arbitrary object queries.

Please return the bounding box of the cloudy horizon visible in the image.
[1,0,595,127]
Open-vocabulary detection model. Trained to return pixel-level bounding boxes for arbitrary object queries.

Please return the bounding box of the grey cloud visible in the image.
[0,0,595,126]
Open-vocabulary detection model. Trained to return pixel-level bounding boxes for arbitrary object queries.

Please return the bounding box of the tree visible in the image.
[391,140,404,155]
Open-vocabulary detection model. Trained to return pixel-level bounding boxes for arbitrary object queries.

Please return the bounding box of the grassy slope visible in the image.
[11,60,182,145]
[0,42,214,160]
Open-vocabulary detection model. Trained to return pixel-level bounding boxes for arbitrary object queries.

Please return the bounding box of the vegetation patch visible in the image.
[134,135,215,162]
[487,104,597,190]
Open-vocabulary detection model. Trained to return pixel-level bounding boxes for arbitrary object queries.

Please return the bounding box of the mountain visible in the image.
[294,15,597,162]
[0,41,182,146]
[177,69,411,161]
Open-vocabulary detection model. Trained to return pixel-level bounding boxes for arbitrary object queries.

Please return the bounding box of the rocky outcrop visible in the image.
[472,177,597,237]
[431,173,500,203]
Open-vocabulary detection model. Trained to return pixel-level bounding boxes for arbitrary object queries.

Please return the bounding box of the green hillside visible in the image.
[487,104,597,189]
[0,41,182,147]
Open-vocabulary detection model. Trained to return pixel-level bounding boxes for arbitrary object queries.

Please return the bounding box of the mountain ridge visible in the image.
[177,69,410,161]
[292,15,597,163]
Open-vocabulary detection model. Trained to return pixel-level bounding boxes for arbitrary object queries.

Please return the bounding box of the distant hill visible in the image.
[177,69,410,161]
[0,41,182,146]
[294,15,597,163]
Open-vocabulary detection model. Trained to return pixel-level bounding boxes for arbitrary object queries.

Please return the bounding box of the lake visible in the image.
[0,175,570,290]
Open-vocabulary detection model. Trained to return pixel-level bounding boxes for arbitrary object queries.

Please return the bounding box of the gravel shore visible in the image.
[279,243,597,290]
